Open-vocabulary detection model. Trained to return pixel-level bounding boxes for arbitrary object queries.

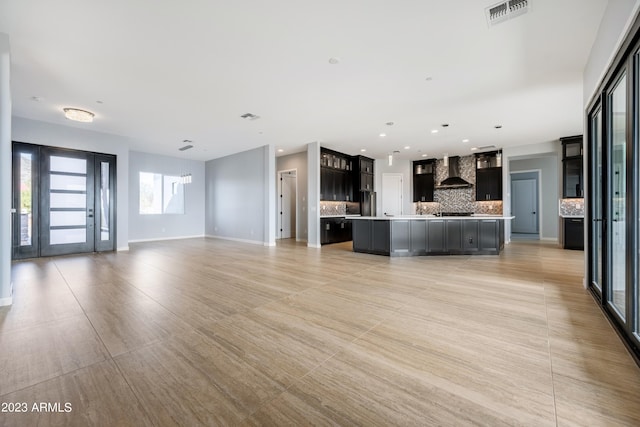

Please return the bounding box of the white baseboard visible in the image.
[205,235,265,246]
[264,241,276,247]
[128,235,205,244]
[540,237,559,242]
[0,296,12,306]
[307,243,321,249]
[117,245,130,251]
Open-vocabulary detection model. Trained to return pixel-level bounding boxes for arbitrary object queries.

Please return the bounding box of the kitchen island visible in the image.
[351,215,514,256]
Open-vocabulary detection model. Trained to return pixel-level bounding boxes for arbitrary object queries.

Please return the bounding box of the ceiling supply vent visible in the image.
[179,144,193,151]
[486,0,529,27]
[240,113,260,120]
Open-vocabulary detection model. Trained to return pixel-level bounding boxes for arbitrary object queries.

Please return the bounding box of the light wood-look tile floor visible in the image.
[2,238,639,426]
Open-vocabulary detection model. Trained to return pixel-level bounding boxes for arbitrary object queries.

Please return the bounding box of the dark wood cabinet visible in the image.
[475,151,502,201]
[412,159,435,202]
[320,217,353,245]
[564,217,584,250]
[561,135,583,198]
[446,220,463,251]
[354,155,374,192]
[320,148,354,201]
[476,168,502,201]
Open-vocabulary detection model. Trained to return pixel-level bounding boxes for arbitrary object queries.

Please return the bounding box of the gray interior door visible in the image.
[511,178,538,234]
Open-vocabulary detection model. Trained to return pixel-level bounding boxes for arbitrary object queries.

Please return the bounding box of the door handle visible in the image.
[88,214,94,218]
[532,211,536,214]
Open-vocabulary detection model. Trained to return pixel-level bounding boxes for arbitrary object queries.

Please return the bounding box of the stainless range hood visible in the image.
[436,156,473,189]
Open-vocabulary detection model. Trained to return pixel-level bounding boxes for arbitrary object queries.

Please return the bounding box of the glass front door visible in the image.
[11,143,116,259]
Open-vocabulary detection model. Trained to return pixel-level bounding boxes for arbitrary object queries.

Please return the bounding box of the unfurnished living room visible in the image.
[2,1,640,426]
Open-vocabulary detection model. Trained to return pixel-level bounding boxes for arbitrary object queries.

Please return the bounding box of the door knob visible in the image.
[532,211,536,214]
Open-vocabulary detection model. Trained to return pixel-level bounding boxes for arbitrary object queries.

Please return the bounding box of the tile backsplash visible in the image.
[559,198,584,217]
[320,201,359,216]
[413,155,503,215]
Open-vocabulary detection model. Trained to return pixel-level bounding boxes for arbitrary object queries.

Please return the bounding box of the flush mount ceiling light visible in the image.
[240,112,260,120]
[63,108,94,123]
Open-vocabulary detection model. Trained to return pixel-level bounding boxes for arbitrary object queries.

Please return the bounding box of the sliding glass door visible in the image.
[607,73,628,320]
[11,143,116,259]
[588,24,640,359]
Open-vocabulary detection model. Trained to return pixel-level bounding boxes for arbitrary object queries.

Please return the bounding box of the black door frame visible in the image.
[11,142,117,259]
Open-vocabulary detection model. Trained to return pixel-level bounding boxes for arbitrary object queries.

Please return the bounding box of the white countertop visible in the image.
[320,214,362,218]
[351,215,515,220]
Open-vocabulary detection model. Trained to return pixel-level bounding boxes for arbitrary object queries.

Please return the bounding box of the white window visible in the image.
[139,172,184,214]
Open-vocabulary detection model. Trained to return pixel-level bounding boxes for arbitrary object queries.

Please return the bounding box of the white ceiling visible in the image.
[0,0,608,161]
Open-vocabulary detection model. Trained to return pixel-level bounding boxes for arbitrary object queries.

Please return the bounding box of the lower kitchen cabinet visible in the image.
[320,217,353,245]
[353,218,506,256]
[563,217,584,250]
[427,220,446,253]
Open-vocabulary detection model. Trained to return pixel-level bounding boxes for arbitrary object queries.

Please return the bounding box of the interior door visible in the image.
[511,179,538,234]
[40,147,95,256]
[382,174,403,216]
[279,171,296,239]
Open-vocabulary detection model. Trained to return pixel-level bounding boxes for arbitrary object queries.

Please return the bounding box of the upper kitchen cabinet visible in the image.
[320,148,353,201]
[355,155,375,192]
[413,159,435,202]
[475,150,502,201]
[561,135,583,198]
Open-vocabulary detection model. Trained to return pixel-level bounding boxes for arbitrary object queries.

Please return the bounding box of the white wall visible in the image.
[584,0,640,106]
[374,158,412,215]
[12,117,130,251]
[307,142,320,248]
[205,145,270,245]
[0,33,12,306]
[276,151,308,242]
[128,151,205,242]
[510,156,559,240]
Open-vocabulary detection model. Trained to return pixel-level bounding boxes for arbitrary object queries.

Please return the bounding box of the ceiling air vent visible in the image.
[486,0,529,27]
[240,113,261,120]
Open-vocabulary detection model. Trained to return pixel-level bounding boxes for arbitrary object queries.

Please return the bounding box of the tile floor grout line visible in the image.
[49,258,157,425]
[542,278,560,427]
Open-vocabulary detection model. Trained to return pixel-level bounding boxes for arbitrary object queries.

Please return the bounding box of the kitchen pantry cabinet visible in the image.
[475,151,502,201]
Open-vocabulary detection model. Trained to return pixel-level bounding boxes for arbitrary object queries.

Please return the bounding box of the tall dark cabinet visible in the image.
[320,148,353,201]
[412,159,435,202]
[561,135,583,198]
[475,150,503,201]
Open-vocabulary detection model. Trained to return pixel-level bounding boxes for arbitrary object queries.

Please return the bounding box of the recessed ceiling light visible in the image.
[421,154,428,157]
[404,146,410,150]
[328,57,340,64]
[471,147,478,151]
[31,96,43,102]
[179,144,193,151]
[425,76,433,81]
[441,123,449,128]
[386,121,394,126]
[360,148,366,152]
[431,129,438,134]
[240,112,260,120]
[63,108,94,123]
[96,100,104,104]
[277,148,284,153]
[495,125,502,129]
[379,133,386,137]
[462,139,469,143]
